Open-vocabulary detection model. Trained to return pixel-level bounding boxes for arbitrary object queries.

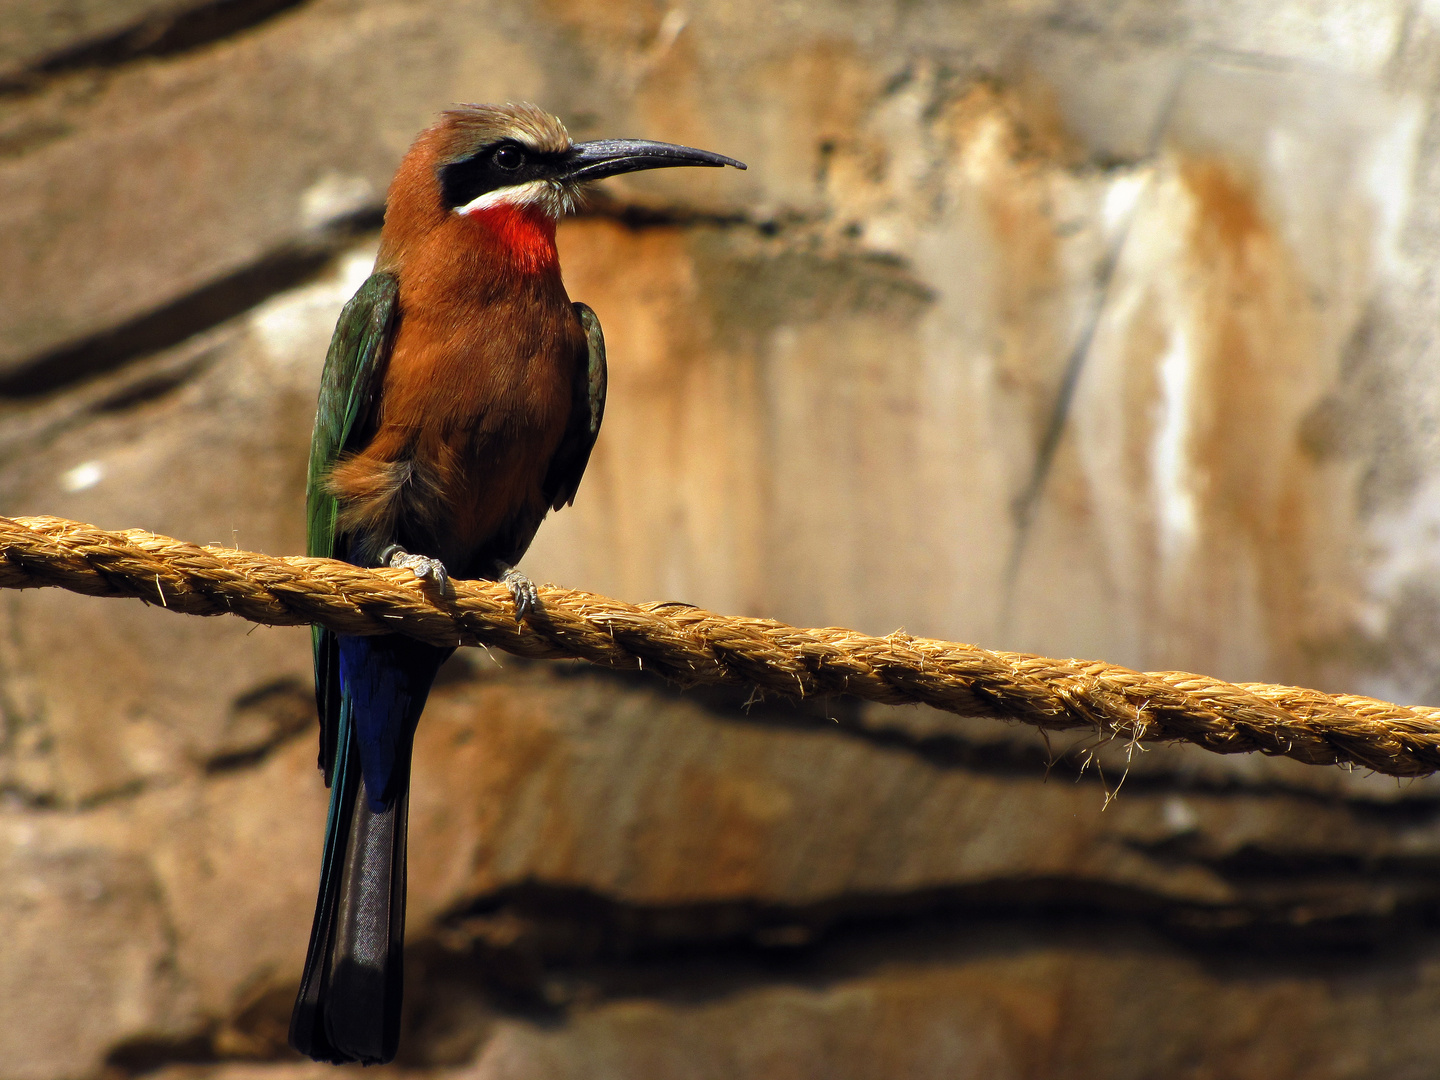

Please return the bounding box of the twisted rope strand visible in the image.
[3,514,1439,777]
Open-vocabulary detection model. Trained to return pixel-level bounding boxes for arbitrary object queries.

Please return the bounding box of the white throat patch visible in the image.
[454,179,571,218]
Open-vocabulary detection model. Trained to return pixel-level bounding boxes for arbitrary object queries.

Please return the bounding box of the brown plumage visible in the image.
[293,102,743,1066]
[329,104,584,576]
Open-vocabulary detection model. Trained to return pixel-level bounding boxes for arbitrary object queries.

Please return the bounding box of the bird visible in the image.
[290,102,744,1065]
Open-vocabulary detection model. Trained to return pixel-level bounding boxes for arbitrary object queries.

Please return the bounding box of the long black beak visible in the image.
[562,139,746,183]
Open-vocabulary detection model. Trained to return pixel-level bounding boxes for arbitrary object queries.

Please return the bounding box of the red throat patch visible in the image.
[468,203,559,274]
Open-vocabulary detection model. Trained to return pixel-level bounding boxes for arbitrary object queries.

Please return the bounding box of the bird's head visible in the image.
[379,103,745,273]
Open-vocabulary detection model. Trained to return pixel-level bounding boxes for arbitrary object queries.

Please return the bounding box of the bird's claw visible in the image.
[500,566,539,621]
[384,547,449,591]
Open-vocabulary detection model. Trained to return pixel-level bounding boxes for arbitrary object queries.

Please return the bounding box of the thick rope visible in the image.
[2,514,1438,778]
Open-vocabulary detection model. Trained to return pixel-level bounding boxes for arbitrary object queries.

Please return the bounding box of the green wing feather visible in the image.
[543,301,608,511]
[305,270,399,780]
[306,271,400,561]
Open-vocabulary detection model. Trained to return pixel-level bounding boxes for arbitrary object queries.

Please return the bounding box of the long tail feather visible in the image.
[289,695,363,1063]
[290,634,448,1065]
[324,782,408,1060]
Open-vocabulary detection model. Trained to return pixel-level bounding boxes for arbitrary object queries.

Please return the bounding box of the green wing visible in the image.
[543,302,608,511]
[306,271,400,561]
[306,270,399,780]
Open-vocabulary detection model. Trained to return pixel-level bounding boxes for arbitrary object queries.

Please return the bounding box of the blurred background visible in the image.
[4,0,1440,1077]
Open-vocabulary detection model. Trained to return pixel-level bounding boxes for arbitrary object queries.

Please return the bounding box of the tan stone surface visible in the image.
[403,669,1440,929]
[139,934,1440,1080]
[0,731,329,1077]
[0,1,197,77]
[5,1,1440,1078]
[0,194,1436,1076]
[8,644,1440,1077]
[0,821,184,1080]
[0,0,434,375]
[0,246,374,803]
[464,941,1440,1080]
[7,656,1440,1077]
[1,0,1437,697]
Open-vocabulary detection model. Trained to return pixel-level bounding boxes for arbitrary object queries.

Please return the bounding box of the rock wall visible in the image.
[4,1,1440,1077]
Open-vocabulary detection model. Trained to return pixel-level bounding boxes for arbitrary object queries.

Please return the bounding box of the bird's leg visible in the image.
[377,544,449,591]
[496,563,538,621]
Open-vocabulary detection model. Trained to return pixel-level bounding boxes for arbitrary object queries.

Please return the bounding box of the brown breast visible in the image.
[329,211,584,569]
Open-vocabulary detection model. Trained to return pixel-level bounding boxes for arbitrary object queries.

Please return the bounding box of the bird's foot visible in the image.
[499,565,539,621]
[379,545,449,591]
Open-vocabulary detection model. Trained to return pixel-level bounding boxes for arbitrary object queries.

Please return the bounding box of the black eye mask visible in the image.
[437,141,569,211]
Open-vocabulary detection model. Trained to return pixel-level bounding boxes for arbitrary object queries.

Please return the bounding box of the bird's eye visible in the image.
[493,145,524,170]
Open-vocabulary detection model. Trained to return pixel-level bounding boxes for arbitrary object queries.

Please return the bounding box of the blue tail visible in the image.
[289,633,450,1064]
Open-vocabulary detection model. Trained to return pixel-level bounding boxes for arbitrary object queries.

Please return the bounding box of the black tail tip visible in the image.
[289,956,402,1065]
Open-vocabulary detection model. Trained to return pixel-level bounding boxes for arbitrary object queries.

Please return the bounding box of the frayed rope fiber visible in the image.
[3,514,1440,778]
